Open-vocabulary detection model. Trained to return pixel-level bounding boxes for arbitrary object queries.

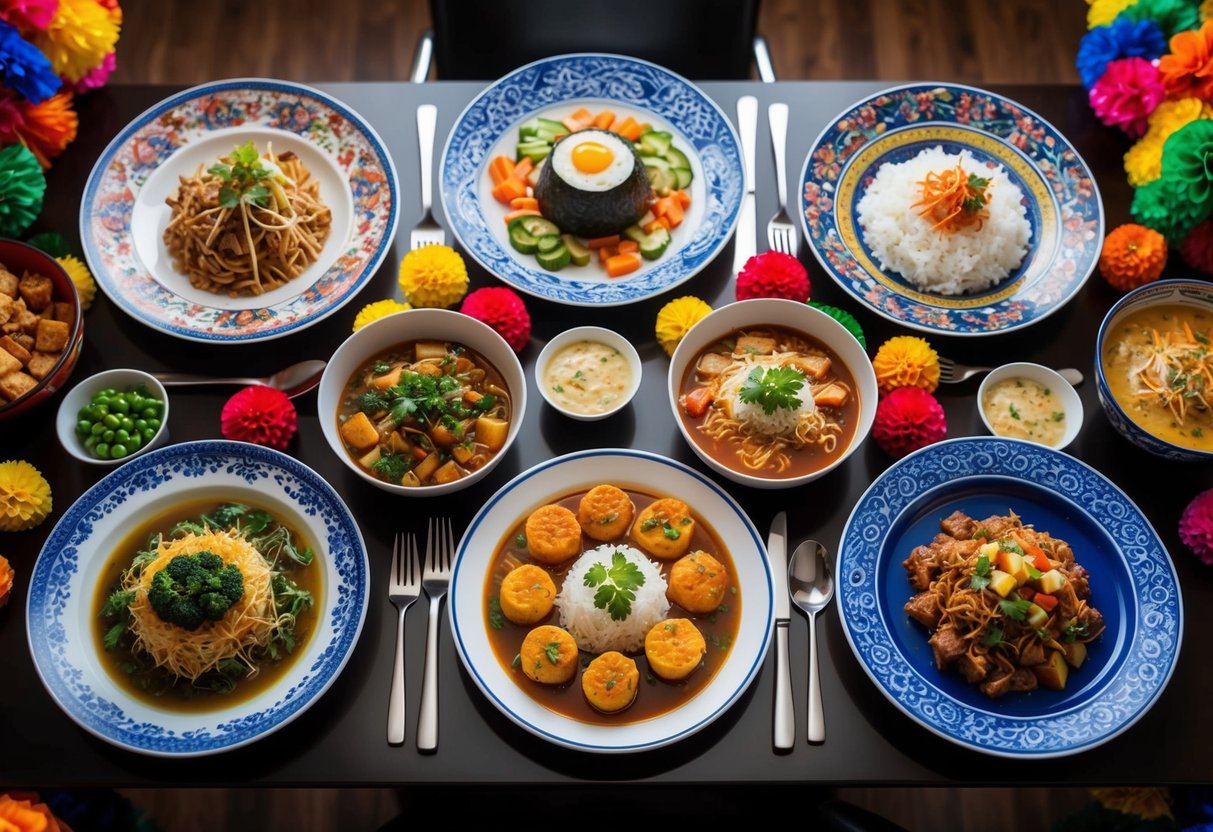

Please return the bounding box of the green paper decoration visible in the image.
[809,301,867,349]
[25,231,70,258]
[0,144,46,238]
[1120,0,1201,38]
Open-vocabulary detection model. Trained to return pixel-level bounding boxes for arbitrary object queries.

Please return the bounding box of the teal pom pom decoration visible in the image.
[25,231,70,258]
[809,301,866,349]
[0,143,45,237]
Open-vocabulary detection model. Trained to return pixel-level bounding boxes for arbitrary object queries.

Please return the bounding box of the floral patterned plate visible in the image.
[838,437,1181,758]
[80,79,398,343]
[25,441,369,756]
[441,54,742,306]
[799,84,1102,336]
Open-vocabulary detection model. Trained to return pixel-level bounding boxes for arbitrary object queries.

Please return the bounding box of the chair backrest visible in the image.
[429,0,761,81]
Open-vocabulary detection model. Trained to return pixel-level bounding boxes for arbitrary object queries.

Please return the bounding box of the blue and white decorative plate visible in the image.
[81,79,399,343]
[799,83,1103,336]
[26,441,369,757]
[837,437,1181,758]
[440,54,743,306]
[450,449,772,752]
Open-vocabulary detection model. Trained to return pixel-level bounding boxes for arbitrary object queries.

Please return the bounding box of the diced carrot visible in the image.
[593,110,615,129]
[598,245,615,264]
[654,196,684,227]
[562,107,593,132]
[605,252,641,277]
[673,188,692,208]
[683,386,714,418]
[411,445,430,461]
[503,208,542,224]
[643,219,665,234]
[613,116,644,141]
[618,239,639,254]
[587,234,621,249]
[1034,592,1059,612]
[488,155,515,185]
[491,177,528,205]
[1018,586,1036,601]
[509,196,539,211]
[510,157,534,183]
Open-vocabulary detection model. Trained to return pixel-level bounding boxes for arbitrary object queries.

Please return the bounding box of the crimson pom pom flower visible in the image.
[1180,219,1213,275]
[1179,488,1213,566]
[872,387,946,459]
[736,251,811,302]
[220,386,297,451]
[460,286,531,352]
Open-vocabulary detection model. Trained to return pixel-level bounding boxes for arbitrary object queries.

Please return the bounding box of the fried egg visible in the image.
[548,129,637,192]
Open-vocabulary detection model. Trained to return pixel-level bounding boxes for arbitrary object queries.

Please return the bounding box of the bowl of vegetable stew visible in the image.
[318,308,527,496]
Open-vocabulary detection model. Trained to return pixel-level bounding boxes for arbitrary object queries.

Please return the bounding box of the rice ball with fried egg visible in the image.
[535,128,652,238]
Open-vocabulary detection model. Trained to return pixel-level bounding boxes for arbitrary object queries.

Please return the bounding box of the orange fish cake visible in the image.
[577,484,635,541]
[667,550,730,614]
[520,624,579,684]
[581,650,640,713]
[645,618,707,681]
[525,504,583,564]
[499,564,557,625]
[631,497,695,559]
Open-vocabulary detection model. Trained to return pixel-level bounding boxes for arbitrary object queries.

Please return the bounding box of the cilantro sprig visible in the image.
[583,550,646,621]
[208,142,274,210]
[738,365,805,415]
[969,554,991,591]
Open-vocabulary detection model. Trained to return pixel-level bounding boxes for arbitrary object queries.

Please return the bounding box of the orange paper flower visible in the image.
[15,91,77,169]
[0,794,61,832]
[0,554,12,607]
[872,335,940,394]
[1159,20,1213,100]
[1099,223,1167,291]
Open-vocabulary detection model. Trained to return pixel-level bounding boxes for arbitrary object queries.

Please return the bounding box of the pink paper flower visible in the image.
[1180,219,1213,274]
[1089,57,1165,138]
[220,385,297,450]
[1179,488,1213,566]
[0,0,60,32]
[70,48,112,93]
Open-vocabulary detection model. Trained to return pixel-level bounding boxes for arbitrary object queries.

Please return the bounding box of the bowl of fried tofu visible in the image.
[0,240,83,421]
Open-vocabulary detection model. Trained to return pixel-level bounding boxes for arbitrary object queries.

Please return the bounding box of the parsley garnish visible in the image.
[370,452,410,483]
[738,365,805,415]
[998,598,1033,621]
[1009,404,1021,420]
[1051,411,1065,422]
[998,539,1024,556]
[371,361,392,376]
[969,554,991,591]
[1062,620,1090,644]
[544,642,562,665]
[962,173,990,215]
[514,533,527,549]
[973,527,990,540]
[103,622,127,650]
[356,389,389,415]
[101,589,136,620]
[488,598,505,630]
[982,622,1003,647]
[640,517,662,532]
[661,521,681,540]
[208,142,273,209]
[583,550,646,621]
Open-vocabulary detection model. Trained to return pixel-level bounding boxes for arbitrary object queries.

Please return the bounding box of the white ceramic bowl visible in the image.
[667,298,878,488]
[534,326,642,421]
[56,368,170,466]
[317,308,527,496]
[977,363,1083,451]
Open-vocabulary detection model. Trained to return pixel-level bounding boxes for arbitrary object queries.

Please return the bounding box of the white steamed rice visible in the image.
[856,146,1030,296]
[556,544,669,653]
[717,358,815,435]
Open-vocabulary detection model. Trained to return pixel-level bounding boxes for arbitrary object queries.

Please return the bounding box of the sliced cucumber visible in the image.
[637,130,672,157]
[647,166,676,196]
[624,224,672,260]
[672,167,693,190]
[536,235,563,254]
[507,218,540,254]
[561,234,591,266]
[665,147,690,169]
[642,155,671,171]
[516,139,552,163]
[519,216,561,238]
[536,241,571,270]
[518,117,543,139]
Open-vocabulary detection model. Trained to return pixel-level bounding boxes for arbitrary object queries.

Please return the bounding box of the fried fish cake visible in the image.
[582,651,640,713]
[499,564,557,625]
[520,625,579,684]
[631,498,695,560]
[645,618,707,681]
[667,550,730,614]
[525,504,582,564]
[577,484,635,541]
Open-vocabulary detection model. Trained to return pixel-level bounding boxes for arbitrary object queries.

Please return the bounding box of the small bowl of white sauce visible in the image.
[536,326,642,421]
[978,362,1083,451]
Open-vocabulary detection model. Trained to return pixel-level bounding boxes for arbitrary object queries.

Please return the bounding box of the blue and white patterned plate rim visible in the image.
[449,448,773,752]
[80,77,400,344]
[836,436,1182,758]
[439,53,743,307]
[797,81,1103,338]
[25,440,370,757]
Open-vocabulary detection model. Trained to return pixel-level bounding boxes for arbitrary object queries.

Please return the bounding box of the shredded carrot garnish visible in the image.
[1131,322,1213,425]
[912,164,992,233]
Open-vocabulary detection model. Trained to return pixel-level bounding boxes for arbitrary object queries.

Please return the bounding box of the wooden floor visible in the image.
[104,2,1095,829]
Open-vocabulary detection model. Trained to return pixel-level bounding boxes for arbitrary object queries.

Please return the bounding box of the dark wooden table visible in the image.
[1,81,1208,786]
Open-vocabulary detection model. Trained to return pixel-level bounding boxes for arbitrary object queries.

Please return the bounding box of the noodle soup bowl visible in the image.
[318,308,527,496]
[1095,279,1213,463]
[668,298,878,488]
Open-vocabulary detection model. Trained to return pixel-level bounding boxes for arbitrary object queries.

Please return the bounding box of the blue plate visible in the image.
[799,83,1103,336]
[838,437,1181,758]
[440,54,743,306]
[26,441,369,757]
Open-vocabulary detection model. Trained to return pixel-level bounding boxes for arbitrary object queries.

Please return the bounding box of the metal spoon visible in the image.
[789,539,835,744]
[152,359,327,399]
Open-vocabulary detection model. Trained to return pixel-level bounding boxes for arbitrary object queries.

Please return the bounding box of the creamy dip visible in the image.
[543,340,631,416]
[981,377,1067,446]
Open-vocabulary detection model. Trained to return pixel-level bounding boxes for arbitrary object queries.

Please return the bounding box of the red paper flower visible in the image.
[459,286,531,352]
[1179,488,1213,566]
[736,251,811,302]
[1088,57,1165,139]
[871,387,947,459]
[1180,219,1213,274]
[220,386,297,451]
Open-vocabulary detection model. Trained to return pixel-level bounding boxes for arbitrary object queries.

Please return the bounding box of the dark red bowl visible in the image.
[0,239,83,422]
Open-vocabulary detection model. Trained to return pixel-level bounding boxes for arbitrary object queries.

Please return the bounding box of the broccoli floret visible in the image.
[147,552,245,631]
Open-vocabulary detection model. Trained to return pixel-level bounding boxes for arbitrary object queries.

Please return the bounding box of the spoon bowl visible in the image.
[152,359,327,399]
[789,539,835,743]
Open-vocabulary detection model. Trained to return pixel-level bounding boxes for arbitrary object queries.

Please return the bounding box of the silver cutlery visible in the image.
[938,357,1084,387]
[417,517,454,752]
[410,104,445,250]
[151,359,327,398]
[789,538,835,743]
[732,95,758,275]
[387,533,421,745]
[766,102,797,258]
[769,511,794,750]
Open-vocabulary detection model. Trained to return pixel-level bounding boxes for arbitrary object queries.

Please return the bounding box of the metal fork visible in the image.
[387,533,421,746]
[938,356,1085,387]
[766,102,798,257]
[417,517,454,752]
[410,104,445,250]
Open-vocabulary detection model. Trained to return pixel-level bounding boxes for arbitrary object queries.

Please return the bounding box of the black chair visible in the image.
[410,0,775,82]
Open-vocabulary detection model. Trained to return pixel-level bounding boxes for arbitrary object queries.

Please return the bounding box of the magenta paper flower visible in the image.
[1179,488,1213,566]
[1089,57,1165,138]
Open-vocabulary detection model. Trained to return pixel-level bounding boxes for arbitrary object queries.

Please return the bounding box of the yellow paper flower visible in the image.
[32,0,122,84]
[0,554,12,607]
[1087,0,1137,28]
[872,335,940,394]
[1092,787,1172,820]
[1124,136,1164,186]
[352,298,412,331]
[1204,0,1213,20]
[397,245,468,308]
[1123,100,1212,186]
[56,254,95,310]
[655,296,712,356]
[0,460,52,532]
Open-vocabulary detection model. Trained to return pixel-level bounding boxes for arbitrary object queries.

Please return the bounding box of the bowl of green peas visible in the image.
[56,369,169,464]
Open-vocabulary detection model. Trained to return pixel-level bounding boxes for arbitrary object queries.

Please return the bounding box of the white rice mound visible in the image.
[718,359,815,436]
[556,544,670,653]
[856,146,1031,296]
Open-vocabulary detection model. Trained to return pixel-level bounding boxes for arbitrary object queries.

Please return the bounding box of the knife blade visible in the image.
[732,95,758,275]
[769,510,794,749]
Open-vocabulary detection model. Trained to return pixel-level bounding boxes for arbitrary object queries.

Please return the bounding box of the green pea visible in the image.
[94,442,109,457]
[127,433,142,451]
[103,414,120,429]
[102,429,114,442]
[84,436,98,449]
[109,444,128,459]
[90,422,106,436]
[141,407,157,419]
[141,428,156,442]
[134,418,147,431]
[99,387,117,397]
[120,417,134,432]
[111,397,129,414]
[146,418,161,430]
[114,429,130,444]
[76,419,92,435]
[93,395,111,409]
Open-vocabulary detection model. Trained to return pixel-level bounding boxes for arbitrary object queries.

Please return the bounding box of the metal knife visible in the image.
[732,95,758,276]
[769,510,794,750]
